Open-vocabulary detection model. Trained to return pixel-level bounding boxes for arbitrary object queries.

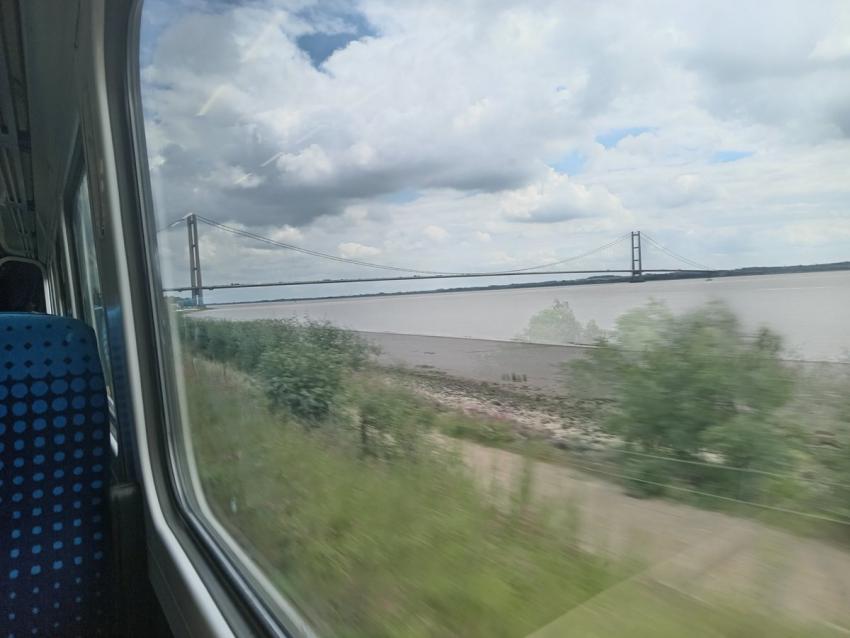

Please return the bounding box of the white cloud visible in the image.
[270,225,304,243]
[276,144,335,184]
[338,242,382,258]
[141,0,850,295]
[810,30,850,62]
[780,218,850,246]
[656,174,719,208]
[423,225,449,241]
[204,164,265,189]
[501,169,627,223]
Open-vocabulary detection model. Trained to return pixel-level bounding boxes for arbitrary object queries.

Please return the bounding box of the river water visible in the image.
[197,271,849,362]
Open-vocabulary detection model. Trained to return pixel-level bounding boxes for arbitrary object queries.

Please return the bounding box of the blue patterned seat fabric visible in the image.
[0,313,111,637]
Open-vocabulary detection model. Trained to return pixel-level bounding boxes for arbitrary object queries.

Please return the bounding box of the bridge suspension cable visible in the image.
[161,215,715,296]
[193,215,631,277]
[642,232,711,271]
[495,233,631,273]
[196,215,445,274]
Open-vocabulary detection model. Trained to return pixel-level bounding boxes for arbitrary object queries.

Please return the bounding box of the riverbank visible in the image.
[383,364,614,452]
[377,350,849,452]
[365,332,590,393]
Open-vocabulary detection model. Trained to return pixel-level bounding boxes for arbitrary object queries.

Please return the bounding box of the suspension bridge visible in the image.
[161,214,714,306]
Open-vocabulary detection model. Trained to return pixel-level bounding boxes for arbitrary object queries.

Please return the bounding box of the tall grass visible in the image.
[185,358,619,637]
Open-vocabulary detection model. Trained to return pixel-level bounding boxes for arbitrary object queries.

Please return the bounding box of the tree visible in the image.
[576,301,796,497]
[519,300,604,345]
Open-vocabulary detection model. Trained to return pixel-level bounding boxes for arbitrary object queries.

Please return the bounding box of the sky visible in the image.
[140,0,850,302]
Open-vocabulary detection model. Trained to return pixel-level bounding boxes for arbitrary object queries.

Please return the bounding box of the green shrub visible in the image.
[258,342,344,421]
[575,301,797,501]
[180,316,373,422]
[354,380,434,459]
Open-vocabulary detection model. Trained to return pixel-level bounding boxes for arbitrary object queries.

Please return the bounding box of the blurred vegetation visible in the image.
[533,579,846,638]
[435,411,517,446]
[179,315,847,636]
[182,333,620,637]
[570,301,850,534]
[811,391,850,523]
[351,377,434,459]
[517,299,604,344]
[180,317,371,422]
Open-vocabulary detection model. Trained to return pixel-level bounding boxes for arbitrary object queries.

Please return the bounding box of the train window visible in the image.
[71,172,114,389]
[139,1,850,636]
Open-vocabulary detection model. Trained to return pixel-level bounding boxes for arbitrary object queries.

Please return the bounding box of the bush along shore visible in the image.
[413,300,850,541]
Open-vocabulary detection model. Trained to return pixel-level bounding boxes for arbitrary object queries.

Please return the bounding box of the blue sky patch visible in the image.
[595,126,654,149]
[296,7,376,68]
[710,150,754,163]
[550,150,587,175]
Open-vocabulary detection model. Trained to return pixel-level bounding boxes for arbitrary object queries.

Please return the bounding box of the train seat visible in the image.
[0,313,111,637]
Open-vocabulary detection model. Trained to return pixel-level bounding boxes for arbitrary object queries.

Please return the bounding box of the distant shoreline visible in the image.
[187,261,850,307]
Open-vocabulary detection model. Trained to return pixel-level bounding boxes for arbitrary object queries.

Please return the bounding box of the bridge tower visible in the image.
[631,231,642,279]
[186,213,204,307]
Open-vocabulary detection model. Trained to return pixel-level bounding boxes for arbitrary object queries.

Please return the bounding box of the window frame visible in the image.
[47,237,68,315]
[61,141,90,326]
[92,1,310,636]
[57,198,82,319]
[61,137,127,462]
[68,167,116,384]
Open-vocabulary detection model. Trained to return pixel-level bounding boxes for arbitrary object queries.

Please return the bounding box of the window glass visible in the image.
[140,2,850,636]
[72,173,114,389]
[52,236,71,315]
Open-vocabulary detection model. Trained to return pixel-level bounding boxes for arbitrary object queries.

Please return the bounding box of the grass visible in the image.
[434,411,517,445]
[436,423,850,546]
[183,356,848,637]
[185,358,621,637]
[533,580,846,638]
